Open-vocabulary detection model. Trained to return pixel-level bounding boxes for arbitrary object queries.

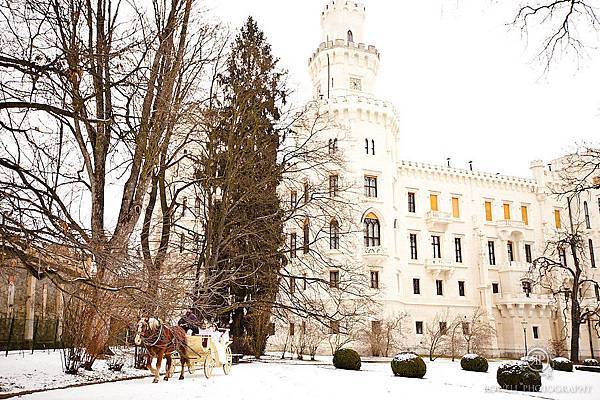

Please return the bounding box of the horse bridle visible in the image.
[139,318,164,347]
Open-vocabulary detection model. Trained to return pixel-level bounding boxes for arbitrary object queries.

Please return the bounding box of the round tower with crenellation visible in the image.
[309,1,380,99]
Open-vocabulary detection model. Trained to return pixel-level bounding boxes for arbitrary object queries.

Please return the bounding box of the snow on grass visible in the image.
[0,349,149,395]
[8,356,599,400]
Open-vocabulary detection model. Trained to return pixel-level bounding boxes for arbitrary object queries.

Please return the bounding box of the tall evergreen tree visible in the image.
[197,17,287,356]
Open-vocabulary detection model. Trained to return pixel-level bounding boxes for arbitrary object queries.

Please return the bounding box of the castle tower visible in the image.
[309,1,380,99]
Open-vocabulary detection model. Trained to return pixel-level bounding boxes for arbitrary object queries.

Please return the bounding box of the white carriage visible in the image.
[183,328,233,378]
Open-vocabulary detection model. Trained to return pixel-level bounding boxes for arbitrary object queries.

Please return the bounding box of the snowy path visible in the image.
[13,358,598,400]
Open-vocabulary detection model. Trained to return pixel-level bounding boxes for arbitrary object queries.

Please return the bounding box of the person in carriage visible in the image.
[177,309,200,335]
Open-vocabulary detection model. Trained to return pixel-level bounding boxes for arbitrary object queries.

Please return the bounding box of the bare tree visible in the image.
[528,147,600,361]
[512,0,600,70]
[461,308,496,356]
[361,312,409,357]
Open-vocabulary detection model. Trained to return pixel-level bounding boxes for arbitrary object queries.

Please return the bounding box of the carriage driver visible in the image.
[177,309,201,335]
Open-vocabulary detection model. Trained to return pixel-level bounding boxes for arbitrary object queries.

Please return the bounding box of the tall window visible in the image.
[181,198,187,217]
[365,138,369,154]
[454,237,462,263]
[458,280,465,297]
[525,244,532,263]
[303,219,310,254]
[521,205,529,225]
[436,279,444,296]
[485,201,493,222]
[488,241,496,265]
[584,201,591,229]
[290,190,297,209]
[590,239,596,268]
[365,139,375,155]
[503,203,511,220]
[462,322,470,335]
[370,271,380,289]
[371,139,375,155]
[195,196,201,214]
[430,194,439,211]
[290,233,297,258]
[347,30,354,42]
[413,278,421,295]
[304,182,309,204]
[329,320,340,334]
[408,192,416,213]
[522,280,532,297]
[329,271,340,288]
[329,175,339,197]
[439,322,448,335]
[532,326,539,339]
[431,235,441,259]
[507,241,514,262]
[364,213,381,247]
[452,197,460,218]
[179,233,185,253]
[492,282,499,294]
[558,247,567,266]
[554,209,561,229]
[289,323,295,336]
[415,321,423,334]
[328,138,338,154]
[330,219,340,250]
[409,233,418,260]
[290,277,296,294]
[364,176,378,198]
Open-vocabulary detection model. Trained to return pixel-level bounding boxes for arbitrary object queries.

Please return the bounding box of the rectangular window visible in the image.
[303,221,310,254]
[439,322,447,335]
[485,201,493,222]
[370,271,380,289]
[585,201,591,229]
[408,192,416,213]
[415,321,423,335]
[488,241,496,265]
[329,320,340,334]
[290,190,297,209]
[522,281,532,297]
[507,241,514,262]
[430,193,439,211]
[454,237,462,263]
[492,282,499,294]
[595,284,600,301]
[290,277,296,294]
[372,320,382,335]
[413,278,421,295]
[289,323,295,336]
[436,279,443,296]
[329,175,338,197]
[590,239,596,268]
[409,233,418,260]
[525,244,532,263]
[304,182,309,204]
[364,176,378,198]
[462,322,470,335]
[431,235,441,259]
[179,233,185,253]
[302,273,307,290]
[458,280,465,297]
[554,209,561,229]
[532,326,539,339]
[521,205,529,225]
[452,197,460,218]
[503,203,511,220]
[290,233,297,258]
[329,271,340,288]
[558,247,567,266]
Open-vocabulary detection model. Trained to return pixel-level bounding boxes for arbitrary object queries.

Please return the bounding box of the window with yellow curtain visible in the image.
[430,194,438,212]
[452,197,460,218]
[503,203,511,220]
[521,206,529,225]
[554,209,561,229]
[484,201,492,222]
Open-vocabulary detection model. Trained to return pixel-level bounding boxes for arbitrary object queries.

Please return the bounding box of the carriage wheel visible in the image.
[223,347,233,375]
[204,353,215,379]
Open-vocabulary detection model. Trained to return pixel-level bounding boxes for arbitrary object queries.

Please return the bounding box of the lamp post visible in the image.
[521,320,528,356]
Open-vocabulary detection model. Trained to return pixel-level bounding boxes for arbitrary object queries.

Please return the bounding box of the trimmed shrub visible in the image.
[520,356,543,371]
[583,359,600,367]
[550,357,573,372]
[460,354,488,372]
[497,361,541,392]
[391,353,426,378]
[333,348,361,371]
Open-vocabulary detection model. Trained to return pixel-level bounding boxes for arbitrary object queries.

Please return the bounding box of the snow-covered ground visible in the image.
[0,349,149,395]
[4,353,598,400]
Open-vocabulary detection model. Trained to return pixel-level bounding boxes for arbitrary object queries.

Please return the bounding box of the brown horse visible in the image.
[134,317,191,383]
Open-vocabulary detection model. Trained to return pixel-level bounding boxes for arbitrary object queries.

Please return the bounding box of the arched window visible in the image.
[584,201,591,229]
[364,212,381,247]
[347,30,354,42]
[303,218,310,254]
[330,219,340,250]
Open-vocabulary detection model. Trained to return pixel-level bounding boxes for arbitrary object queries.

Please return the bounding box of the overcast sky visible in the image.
[207,0,600,177]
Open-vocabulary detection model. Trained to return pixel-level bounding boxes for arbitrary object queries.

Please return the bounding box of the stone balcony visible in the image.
[363,246,389,265]
[425,211,453,230]
[424,258,455,277]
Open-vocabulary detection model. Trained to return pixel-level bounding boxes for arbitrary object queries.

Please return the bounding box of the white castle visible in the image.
[272,1,600,358]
